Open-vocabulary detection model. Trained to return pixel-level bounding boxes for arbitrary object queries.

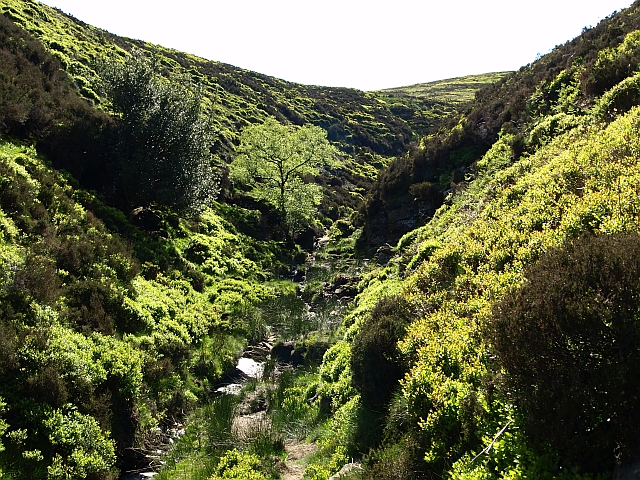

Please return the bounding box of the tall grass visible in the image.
[159,386,287,479]
[269,369,322,442]
[159,394,237,479]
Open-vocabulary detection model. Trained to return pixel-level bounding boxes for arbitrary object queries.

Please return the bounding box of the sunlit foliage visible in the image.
[231,118,336,240]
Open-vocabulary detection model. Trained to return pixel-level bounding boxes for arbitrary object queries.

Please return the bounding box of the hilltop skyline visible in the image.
[39,0,635,91]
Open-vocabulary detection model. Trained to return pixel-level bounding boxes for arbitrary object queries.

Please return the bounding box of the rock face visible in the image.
[244,340,274,361]
[271,340,330,367]
[271,341,296,364]
[366,198,435,247]
[320,274,359,300]
[374,244,393,265]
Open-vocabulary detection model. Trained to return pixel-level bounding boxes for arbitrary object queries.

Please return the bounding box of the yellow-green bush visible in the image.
[44,408,116,480]
[586,30,640,96]
[487,233,640,472]
[209,449,268,480]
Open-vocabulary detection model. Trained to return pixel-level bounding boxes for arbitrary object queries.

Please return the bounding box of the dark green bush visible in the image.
[100,50,220,214]
[408,181,441,204]
[351,295,414,411]
[486,233,640,473]
[595,73,640,119]
[12,252,61,305]
[63,279,131,335]
[0,12,109,166]
[363,433,426,480]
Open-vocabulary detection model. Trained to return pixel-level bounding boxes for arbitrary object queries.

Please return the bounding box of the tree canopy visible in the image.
[230,118,336,240]
[101,50,220,214]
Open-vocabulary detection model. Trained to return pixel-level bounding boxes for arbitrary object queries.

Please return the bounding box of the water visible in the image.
[236,357,264,378]
[216,383,243,395]
[120,473,158,479]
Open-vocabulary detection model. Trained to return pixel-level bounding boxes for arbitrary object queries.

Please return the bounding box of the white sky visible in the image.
[39,0,634,91]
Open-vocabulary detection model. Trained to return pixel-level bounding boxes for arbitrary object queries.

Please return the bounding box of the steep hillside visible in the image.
[0,5,326,477]
[0,0,504,229]
[296,2,640,479]
[3,0,640,479]
[371,72,512,137]
[364,2,640,246]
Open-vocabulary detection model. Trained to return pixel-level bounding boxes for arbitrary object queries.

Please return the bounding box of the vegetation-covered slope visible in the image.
[0,8,299,477]
[298,2,640,479]
[0,0,503,229]
[364,2,640,246]
[0,132,307,477]
[371,72,511,137]
[3,0,640,478]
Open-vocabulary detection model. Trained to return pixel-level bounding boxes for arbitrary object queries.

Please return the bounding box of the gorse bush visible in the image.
[487,233,640,473]
[584,30,640,96]
[594,71,640,119]
[209,449,267,480]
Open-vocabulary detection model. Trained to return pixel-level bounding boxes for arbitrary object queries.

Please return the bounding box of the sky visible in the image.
[39,0,635,91]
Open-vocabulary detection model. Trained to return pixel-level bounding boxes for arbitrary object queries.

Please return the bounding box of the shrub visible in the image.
[44,408,116,480]
[593,72,640,120]
[100,49,220,214]
[209,449,267,480]
[363,433,425,480]
[350,295,413,411]
[63,279,126,335]
[408,181,442,204]
[486,233,640,473]
[584,30,640,96]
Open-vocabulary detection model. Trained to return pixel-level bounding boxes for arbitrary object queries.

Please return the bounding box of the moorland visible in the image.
[1,1,640,479]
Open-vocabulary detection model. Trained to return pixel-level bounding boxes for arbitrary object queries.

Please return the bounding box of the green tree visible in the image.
[230,118,336,241]
[101,49,219,213]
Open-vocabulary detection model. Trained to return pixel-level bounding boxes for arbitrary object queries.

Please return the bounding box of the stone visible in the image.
[329,462,362,479]
[271,341,295,363]
[375,244,393,265]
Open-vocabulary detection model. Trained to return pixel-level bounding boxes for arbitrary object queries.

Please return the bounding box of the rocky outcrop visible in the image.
[366,197,435,247]
[319,273,359,300]
[271,340,330,367]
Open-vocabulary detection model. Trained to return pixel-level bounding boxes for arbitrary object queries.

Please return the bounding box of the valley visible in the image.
[1,1,640,479]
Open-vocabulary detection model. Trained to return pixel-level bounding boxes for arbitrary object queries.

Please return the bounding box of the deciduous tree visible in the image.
[230,118,336,241]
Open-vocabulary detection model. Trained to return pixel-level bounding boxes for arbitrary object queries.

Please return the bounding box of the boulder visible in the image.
[329,462,362,479]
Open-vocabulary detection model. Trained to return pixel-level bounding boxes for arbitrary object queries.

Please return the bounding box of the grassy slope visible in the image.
[0,17,302,475]
[362,3,640,246]
[0,1,395,178]
[371,72,512,137]
[5,1,627,479]
[311,108,640,480]
[0,134,300,477]
[0,0,505,223]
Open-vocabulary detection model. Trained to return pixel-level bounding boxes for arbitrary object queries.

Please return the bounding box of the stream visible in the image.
[119,252,366,479]
[120,356,266,479]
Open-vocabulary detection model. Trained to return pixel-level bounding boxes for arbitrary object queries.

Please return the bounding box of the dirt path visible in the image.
[282,441,317,480]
